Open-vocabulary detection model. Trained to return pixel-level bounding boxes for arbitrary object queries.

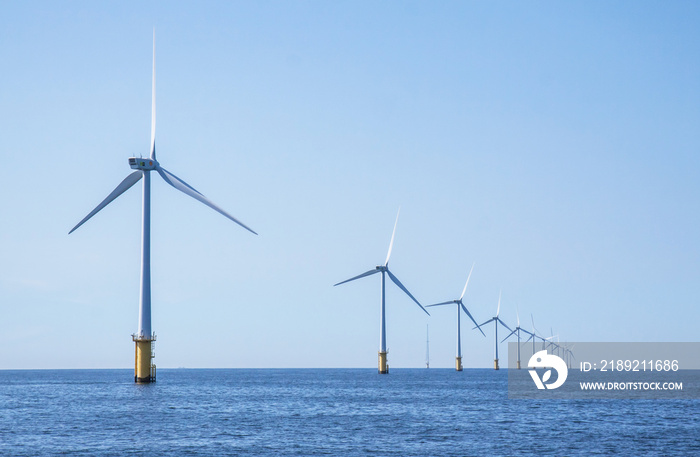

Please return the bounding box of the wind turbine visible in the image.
[546,328,560,355]
[527,315,550,352]
[425,324,430,369]
[334,209,429,374]
[563,343,575,369]
[426,263,485,371]
[524,314,546,359]
[69,32,256,383]
[500,305,534,369]
[476,291,513,370]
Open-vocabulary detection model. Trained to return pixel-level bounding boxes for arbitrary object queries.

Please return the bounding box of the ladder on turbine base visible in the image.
[150,334,157,382]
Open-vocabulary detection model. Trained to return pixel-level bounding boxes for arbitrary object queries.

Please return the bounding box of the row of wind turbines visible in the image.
[69,34,570,381]
[334,210,573,373]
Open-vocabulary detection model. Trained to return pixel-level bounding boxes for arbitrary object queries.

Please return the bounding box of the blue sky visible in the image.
[1,1,698,369]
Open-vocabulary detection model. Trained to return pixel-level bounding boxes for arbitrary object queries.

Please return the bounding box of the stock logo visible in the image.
[528,350,568,390]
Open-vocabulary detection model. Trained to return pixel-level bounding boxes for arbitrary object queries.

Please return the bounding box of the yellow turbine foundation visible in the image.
[378,351,388,374]
[517,360,521,369]
[455,356,463,371]
[133,335,156,383]
[494,359,500,370]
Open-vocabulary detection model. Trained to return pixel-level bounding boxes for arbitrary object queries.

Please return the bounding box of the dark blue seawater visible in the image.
[1,369,698,456]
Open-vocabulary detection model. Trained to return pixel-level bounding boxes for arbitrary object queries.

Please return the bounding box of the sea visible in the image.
[1,368,698,456]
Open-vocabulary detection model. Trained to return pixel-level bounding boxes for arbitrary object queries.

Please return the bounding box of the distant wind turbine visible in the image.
[500,305,533,369]
[546,328,560,355]
[476,291,513,370]
[563,343,575,368]
[69,32,256,383]
[334,209,429,374]
[524,314,547,357]
[425,324,430,369]
[526,314,550,352]
[426,263,485,371]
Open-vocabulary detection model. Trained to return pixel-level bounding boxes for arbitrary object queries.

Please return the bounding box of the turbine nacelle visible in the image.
[129,157,158,170]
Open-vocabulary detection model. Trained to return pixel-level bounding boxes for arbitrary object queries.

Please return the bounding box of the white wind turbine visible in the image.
[546,328,560,355]
[426,263,485,371]
[500,305,534,369]
[69,32,256,383]
[476,291,513,370]
[334,209,429,374]
[524,314,547,358]
[527,315,551,352]
[563,343,575,368]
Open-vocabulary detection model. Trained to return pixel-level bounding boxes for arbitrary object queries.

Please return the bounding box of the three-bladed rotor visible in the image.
[68,31,257,344]
[69,31,255,237]
[476,291,513,334]
[500,304,534,344]
[426,262,485,337]
[334,208,429,316]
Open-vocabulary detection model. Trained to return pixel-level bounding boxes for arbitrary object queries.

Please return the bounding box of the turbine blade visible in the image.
[500,328,517,343]
[150,29,156,160]
[516,303,520,327]
[461,302,485,337]
[333,269,379,287]
[476,317,494,328]
[426,300,455,307]
[384,207,400,266]
[497,318,513,333]
[386,270,429,316]
[69,171,143,234]
[459,262,475,300]
[531,314,541,335]
[496,290,501,317]
[157,166,257,235]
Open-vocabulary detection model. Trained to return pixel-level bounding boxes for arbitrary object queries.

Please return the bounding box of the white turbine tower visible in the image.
[426,263,485,371]
[476,291,513,370]
[334,209,429,374]
[69,32,256,383]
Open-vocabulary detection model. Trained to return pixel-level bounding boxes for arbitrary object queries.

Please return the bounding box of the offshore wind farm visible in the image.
[1,2,698,374]
[15,25,587,374]
[2,3,700,456]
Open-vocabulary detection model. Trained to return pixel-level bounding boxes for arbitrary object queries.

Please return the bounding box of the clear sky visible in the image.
[1,1,698,369]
